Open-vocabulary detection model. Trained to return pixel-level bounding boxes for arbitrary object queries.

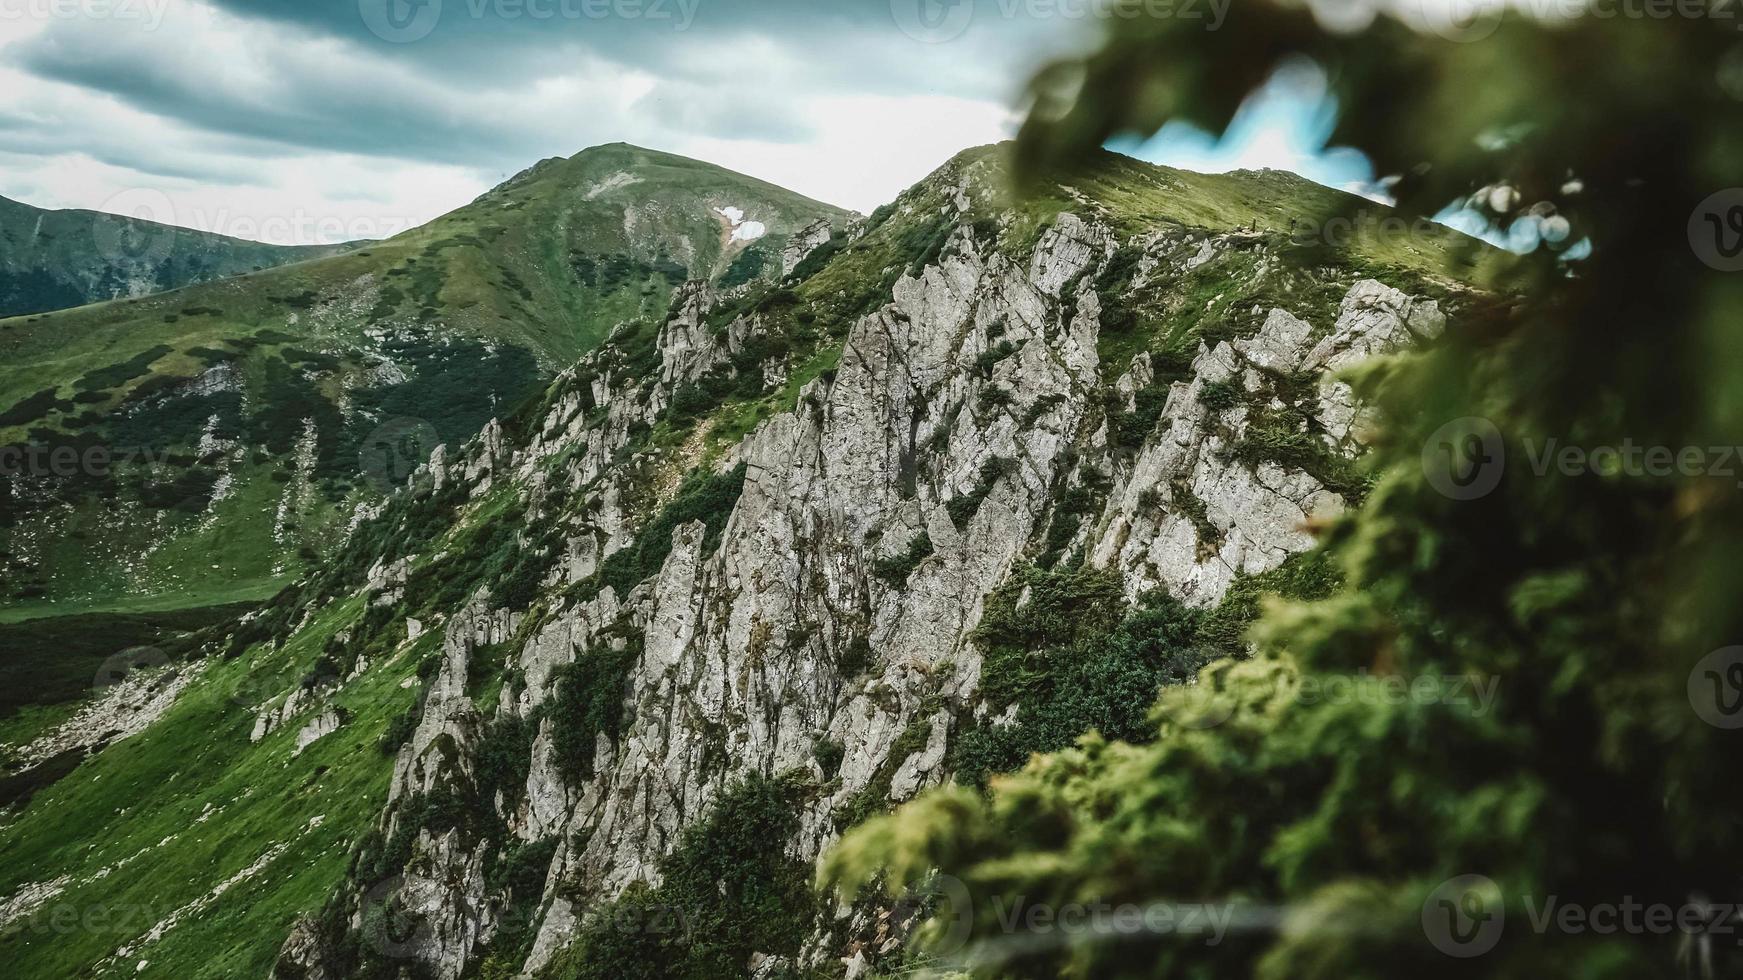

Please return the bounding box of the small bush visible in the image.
[873,531,933,586]
[548,640,640,784]
[1198,379,1241,412]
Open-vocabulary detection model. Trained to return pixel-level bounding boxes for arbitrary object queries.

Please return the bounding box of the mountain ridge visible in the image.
[0,139,1500,980]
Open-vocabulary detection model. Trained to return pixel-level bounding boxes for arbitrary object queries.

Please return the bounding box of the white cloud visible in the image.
[680,93,1020,214]
[0,0,1048,240]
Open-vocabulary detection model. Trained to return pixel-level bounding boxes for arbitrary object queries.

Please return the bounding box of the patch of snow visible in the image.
[714,206,768,242]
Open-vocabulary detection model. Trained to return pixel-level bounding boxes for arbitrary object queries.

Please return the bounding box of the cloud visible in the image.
[0,0,1069,239]
[0,0,1366,245]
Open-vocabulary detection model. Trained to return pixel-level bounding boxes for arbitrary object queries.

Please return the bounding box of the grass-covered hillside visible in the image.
[0,193,347,320]
[0,144,854,618]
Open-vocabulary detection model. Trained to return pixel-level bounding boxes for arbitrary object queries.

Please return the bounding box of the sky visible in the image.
[0,0,1387,246]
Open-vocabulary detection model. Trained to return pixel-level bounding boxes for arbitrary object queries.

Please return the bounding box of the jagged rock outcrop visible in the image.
[782,217,835,275]
[292,707,346,756]
[276,187,1458,980]
[272,917,341,980]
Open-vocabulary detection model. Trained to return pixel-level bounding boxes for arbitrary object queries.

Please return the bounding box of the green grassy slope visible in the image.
[0,144,853,614]
[0,594,430,979]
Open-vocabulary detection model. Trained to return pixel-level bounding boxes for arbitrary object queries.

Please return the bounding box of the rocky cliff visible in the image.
[0,146,1480,980]
[266,148,1460,980]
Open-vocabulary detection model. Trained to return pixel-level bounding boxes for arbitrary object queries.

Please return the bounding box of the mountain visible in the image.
[0,193,348,319]
[0,144,1499,980]
[0,144,854,618]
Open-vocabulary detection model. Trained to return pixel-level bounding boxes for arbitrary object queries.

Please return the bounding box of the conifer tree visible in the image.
[827,5,1743,977]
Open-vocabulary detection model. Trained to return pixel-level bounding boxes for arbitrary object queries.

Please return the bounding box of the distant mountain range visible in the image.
[0,193,349,319]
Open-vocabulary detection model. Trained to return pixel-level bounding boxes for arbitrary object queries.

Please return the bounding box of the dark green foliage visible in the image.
[1058,274,1082,325]
[1195,549,1339,654]
[1022,392,1067,427]
[1197,379,1241,411]
[0,602,253,719]
[718,243,772,289]
[665,322,793,425]
[317,479,468,599]
[377,704,421,756]
[490,520,564,611]
[872,531,933,586]
[973,565,1129,711]
[1036,476,1104,569]
[1093,243,1143,335]
[945,456,1015,529]
[0,267,89,319]
[283,347,342,370]
[951,591,1209,787]
[248,354,344,458]
[1227,399,1368,500]
[836,633,873,679]
[977,385,1013,413]
[392,494,565,614]
[596,318,662,389]
[107,389,243,453]
[813,738,845,779]
[581,464,746,602]
[1107,382,1167,452]
[131,464,222,512]
[472,837,561,975]
[831,9,1743,979]
[71,344,174,392]
[487,836,559,895]
[898,212,956,276]
[343,333,544,471]
[185,345,239,364]
[571,250,687,292]
[543,772,818,980]
[548,639,640,783]
[973,340,1018,378]
[1171,481,1221,555]
[268,291,320,309]
[474,713,536,823]
[834,718,933,830]
[788,229,847,281]
[0,387,71,426]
